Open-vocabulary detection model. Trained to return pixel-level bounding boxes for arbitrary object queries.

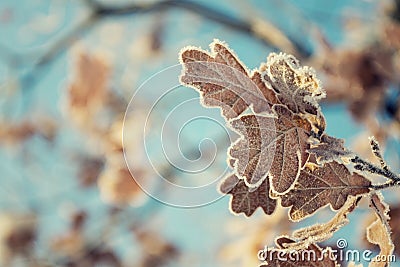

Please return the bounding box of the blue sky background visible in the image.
[0,0,398,266]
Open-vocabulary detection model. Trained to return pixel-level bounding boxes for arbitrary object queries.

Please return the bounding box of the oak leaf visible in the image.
[98,166,144,207]
[367,193,394,267]
[280,161,371,221]
[67,51,110,115]
[219,174,276,217]
[288,196,361,248]
[229,104,311,192]
[260,52,325,115]
[308,134,354,164]
[388,205,400,256]
[180,40,278,120]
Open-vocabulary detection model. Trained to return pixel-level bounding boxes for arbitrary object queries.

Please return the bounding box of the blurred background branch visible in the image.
[6,0,313,94]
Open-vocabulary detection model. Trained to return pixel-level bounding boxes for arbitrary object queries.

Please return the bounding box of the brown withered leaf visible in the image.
[77,156,105,187]
[219,174,276,217]
[313,47,395,122]
[98,166,144,207]
[0,117,58,145]
[51,213,86,257]
[132,228,179,267]
[65,49,117,135]
[308,134,354,164]
[269,105,311,193]
[0,121,35,144]
[259,237,338,267]
[367,193,394,267]
[280,161,371,221]
[180,39,278,119]
[229,104,311,192]
[388,205,400,256]
[228,113,276,188]
[251,70,279,107]
[369,192,391,232]
[288,196,361,248]
[260,52,325,115]
[52,210,122,266]
[367,219,394,267]
[303,111,326,137]
[0,213,37,261]
[219,209,288,267]
[67,51,110,114]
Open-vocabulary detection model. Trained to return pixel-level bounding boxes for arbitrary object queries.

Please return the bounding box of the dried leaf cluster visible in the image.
[180,40,398,266]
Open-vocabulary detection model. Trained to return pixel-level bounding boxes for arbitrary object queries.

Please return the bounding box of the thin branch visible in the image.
[93,0,311,57]
[370,180,400,191]
[5,0,312,93]
[369,136,389,171]
[19,13,97,89]
[351,155,400,183]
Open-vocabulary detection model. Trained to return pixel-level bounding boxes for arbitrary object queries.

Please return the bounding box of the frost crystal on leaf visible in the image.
[308,134,354,164]
[260,52,326,115]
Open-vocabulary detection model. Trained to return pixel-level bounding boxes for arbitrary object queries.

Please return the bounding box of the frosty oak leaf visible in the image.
[219,174,276,217]
[290,196,360,247]
[280,161,371,221]
[179,40,278,120]
[260,52,325,115]
[308,134,354,164]
[229,104,311,193]
[366,193,394,267]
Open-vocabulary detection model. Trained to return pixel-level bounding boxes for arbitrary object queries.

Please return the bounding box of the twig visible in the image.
[370,180,400,190]
[351,155,400,183]
[369,136,389,171]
